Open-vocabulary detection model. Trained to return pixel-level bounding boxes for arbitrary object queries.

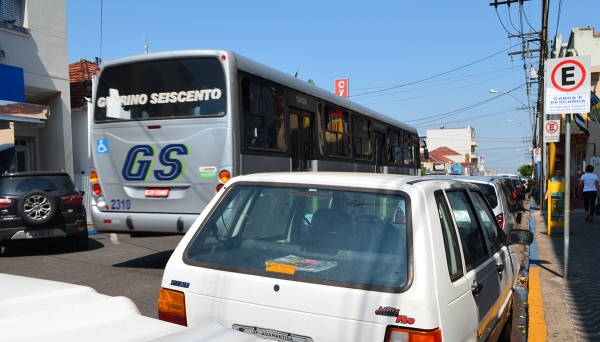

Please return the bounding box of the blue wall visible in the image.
[0,64,24,102]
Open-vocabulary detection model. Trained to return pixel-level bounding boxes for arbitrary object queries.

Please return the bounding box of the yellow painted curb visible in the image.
[528,267,547,341]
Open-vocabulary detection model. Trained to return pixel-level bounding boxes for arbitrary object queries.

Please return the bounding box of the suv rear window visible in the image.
[0,176,76,194]
[185,185,410,290]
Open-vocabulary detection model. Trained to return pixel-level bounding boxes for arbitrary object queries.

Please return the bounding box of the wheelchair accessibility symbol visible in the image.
[96,139,109,154]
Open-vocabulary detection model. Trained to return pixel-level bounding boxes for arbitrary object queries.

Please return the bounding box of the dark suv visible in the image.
[0,171,88,255]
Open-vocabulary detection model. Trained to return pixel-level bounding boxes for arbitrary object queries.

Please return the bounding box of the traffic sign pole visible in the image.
[564,114,571,280]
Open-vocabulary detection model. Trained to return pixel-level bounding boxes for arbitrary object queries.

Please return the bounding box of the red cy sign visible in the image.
[334,78,349,98]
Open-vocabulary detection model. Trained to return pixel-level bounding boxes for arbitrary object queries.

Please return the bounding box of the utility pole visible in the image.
[538,0,549,202]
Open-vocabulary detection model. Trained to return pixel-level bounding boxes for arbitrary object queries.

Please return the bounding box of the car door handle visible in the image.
[471,283,483,296]
[497,263,505,273]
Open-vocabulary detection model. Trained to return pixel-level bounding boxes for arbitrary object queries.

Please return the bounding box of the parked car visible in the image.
[0,171,88,256]
[159,172,532,342]
[501,177,527,223]
[426,175,519,234]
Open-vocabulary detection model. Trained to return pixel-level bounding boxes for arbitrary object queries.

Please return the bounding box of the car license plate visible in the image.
[144,188,170,197]
[26,230,53,238]
[232,325,313,342]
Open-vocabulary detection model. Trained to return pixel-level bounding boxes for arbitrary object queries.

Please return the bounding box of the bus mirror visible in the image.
[423,148,429,160]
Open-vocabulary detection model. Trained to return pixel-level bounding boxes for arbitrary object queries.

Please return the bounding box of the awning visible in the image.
[0,100,49,128]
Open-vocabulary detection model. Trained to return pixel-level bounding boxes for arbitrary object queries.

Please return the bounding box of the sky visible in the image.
[67,0,598,174]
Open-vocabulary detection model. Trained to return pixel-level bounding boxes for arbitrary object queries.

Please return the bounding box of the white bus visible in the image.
[90,50,422,234]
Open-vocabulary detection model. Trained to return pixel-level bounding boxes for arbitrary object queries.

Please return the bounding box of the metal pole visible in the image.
[564,114,571,279]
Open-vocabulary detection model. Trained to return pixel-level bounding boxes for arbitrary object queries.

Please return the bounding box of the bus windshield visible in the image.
[94,57,226,122]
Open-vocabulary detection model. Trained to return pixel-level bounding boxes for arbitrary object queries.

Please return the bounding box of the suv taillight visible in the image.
[0,198,12,207]
[496,213,504,228]
[385,326,442,342]
[512,191,517,199]
[61,193,83,204]
[158,288,187,326]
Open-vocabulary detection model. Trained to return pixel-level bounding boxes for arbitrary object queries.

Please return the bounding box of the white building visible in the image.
[0,0,72,174]
[426,126,484,175]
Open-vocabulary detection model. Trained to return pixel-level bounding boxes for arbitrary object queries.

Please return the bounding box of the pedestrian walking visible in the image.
[578,165,600,223]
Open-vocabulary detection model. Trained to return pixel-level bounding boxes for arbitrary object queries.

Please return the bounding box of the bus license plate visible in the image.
[144,188,170,197]
[232,325,313,342]
[27,230,53,238]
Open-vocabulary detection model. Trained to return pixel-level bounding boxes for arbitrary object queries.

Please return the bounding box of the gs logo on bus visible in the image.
[122,144,189,181]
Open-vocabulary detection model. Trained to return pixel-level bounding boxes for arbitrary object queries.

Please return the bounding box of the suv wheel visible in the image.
[17,190,57,226]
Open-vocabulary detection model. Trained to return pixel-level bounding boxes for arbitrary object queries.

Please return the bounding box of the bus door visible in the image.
[290,108,312,171]
[374,132,386,173]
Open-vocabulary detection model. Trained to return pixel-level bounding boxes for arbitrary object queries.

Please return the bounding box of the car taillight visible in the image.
[158,288,187,326]
[0,198,12,207]
[512,191,517,199]
[385,326,442,342]
[61,193,83,204]
[496,213,504,228]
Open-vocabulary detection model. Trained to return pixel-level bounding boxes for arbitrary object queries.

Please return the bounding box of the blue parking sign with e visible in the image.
[97,139,109,154]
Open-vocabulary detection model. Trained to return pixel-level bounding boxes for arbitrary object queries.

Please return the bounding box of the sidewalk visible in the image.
[528,197,600,341]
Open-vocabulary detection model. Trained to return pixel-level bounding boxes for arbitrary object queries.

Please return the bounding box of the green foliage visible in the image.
[421,166,427,175]
[517,164,533,176]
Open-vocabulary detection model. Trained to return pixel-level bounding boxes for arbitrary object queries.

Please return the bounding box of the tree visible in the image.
[517,164,533,176]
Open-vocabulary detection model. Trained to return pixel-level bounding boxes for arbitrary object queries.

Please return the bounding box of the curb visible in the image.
[527,200,547,341]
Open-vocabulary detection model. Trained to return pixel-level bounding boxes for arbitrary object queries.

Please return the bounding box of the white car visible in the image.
[159,172,532,342]
[425,175,519,234]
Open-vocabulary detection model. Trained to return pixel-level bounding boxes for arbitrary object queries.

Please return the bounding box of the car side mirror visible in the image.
[508,229,533,245]
[79,190,85,197]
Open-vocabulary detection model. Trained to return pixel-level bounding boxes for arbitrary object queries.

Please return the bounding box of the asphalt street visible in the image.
[0,231,183,318]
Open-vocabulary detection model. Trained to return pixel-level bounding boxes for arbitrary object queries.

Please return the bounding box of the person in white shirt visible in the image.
[578,165,600,223]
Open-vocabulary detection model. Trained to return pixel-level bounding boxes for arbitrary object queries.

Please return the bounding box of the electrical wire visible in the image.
[404,84,525,124]
[554,0,563,40]
[349,43,520,98]
[495,7,516,36]
[521,2,538,33]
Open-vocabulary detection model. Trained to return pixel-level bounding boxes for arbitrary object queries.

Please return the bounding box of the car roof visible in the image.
[225,172,482,192]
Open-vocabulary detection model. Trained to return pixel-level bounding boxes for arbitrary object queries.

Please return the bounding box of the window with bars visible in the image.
[0,0,24,27]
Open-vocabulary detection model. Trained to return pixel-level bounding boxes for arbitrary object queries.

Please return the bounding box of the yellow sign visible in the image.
[266,262,296,275]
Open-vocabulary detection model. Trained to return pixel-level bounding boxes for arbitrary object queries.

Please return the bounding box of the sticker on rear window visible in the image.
[199,166,217,178]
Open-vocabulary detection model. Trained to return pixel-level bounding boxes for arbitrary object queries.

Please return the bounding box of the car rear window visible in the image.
[0,176,75,194]
[185,185,410,290]
[474,183,498,208]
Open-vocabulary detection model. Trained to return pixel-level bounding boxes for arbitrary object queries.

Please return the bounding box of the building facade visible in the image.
[425,126,484,175]
[0,0,72,175]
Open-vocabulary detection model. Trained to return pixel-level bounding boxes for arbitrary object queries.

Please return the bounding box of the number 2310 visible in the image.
[111,199,131,210]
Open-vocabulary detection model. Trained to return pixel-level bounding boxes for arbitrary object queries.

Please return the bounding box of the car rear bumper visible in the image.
[91,206,197,234]
[0,220,87,244]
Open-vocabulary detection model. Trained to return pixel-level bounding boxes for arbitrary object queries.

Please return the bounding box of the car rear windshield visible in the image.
[0,176,76,194]
[185,185,410,290]
[474,183,498,208]
[94,57,226,122]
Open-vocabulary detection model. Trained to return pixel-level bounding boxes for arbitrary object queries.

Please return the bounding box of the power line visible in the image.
[350,43,520,98]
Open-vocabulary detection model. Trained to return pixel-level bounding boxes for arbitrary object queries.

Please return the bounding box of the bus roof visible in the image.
[98,49,418,136]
